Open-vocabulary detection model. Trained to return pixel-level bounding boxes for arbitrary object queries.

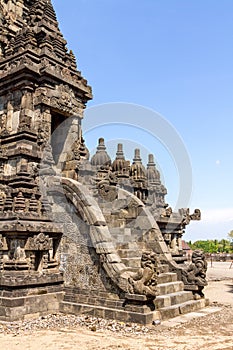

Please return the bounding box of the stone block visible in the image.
[95,242,116,254]
[1,297,25,308]
[134,216,151,230]
[90,226,112,244]
[105,309,115,320]
[0,292,64,322]
[157,281,184,295]
[159,305,180,320]
[170,291,194,305]
[94,308,105,318]
[110,262,128,274]
[155,295,171,308]
[157,272,177,284]
[124,293,148,301]
[128,311,154,324]
[125,305,148,313]
[179,300,205,314]
[118,249,141,259]
[121,257,141,268]
[106,253,121,263]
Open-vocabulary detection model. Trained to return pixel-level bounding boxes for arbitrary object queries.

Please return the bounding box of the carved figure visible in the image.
[14,245,26,261]
[98,181,118,202]
[97,168,118,201]
[128,251,158,298]
[182,250,207,298]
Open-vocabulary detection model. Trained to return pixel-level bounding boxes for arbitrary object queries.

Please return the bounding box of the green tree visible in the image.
[189,239,233,253]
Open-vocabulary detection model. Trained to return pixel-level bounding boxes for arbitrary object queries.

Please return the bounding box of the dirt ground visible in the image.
[1,262,233,350]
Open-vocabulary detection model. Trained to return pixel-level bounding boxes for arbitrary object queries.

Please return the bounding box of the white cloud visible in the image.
[201,208,233,223]
[185,207,233,241]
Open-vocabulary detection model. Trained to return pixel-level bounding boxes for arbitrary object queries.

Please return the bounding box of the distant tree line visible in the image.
[188,238,233,253]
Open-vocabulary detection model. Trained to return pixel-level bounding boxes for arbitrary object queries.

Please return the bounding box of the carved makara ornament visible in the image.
[128,251,158,298]
[181,250,207,298]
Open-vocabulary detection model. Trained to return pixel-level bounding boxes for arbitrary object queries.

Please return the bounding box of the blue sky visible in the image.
[52,0,233,241]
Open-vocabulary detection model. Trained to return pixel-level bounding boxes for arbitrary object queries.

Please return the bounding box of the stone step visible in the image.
[109,228,134,244]
[157,272,177,284]
[157,281,184,295]
[110,228,132,236]
[121,257,141,268]
[159,298,207,320]
[155,291,193,309]
[60,301,156,325]
[158,264,170,273]
[113,236,134,244]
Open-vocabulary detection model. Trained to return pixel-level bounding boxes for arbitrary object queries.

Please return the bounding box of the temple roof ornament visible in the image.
[147,154,161,184]
[0,0,92,103]
[130,148,147,181]
[91,138,111,167]
[112,143,130,177]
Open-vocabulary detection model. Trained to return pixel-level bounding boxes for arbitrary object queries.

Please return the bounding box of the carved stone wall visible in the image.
[52,196,112,291]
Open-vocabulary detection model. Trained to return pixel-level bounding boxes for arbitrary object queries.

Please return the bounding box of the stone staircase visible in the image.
[61,268,207,323]
[108,228,208,321]
[155,269,207,319]
[110,228,142,270]
[60,224,208,324]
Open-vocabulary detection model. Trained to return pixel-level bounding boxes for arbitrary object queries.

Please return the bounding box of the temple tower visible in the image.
[0,0,92,320]
[0,1,206,324]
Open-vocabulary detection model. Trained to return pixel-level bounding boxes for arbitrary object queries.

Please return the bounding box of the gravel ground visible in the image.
[205,261,233,305]
[206,261,233,281]
[0,262,232,350]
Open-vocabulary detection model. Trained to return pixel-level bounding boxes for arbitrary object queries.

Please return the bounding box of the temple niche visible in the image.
[0,0,207,324]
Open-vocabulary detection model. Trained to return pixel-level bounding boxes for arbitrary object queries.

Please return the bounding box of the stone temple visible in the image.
[0,0,208,323]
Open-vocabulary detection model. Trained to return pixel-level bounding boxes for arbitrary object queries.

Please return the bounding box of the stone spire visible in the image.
[116,143,125,159]
[112,143,130,177]
[91,138,111,167]
[146,154,168,213]
[147,154,161,184]
[0,0,92,106]
[130,149,146,181]
[129,149,147,202]
[0,0,92,318]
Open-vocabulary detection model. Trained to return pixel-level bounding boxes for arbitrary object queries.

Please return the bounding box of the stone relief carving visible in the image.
[128,251,158,298]
[97,167,118,201]
[8,239,26,261]
[0,113,6,133]
[28,233,51,251]
[37,122,50,144]
[13,245,26,261]
[190,209,201,221]
[34,84,83,116]
[0,234,4,249]
[98,180,118,202]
